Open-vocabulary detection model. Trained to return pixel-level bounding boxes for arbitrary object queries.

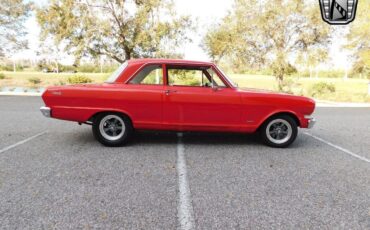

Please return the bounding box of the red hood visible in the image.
[237,87,316,115]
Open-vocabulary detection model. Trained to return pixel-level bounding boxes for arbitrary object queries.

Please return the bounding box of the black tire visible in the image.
[92,113,133,147]
[260,114,298,148]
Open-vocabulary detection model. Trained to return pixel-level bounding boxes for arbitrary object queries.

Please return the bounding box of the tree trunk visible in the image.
[54,60,59,73]
[344,67,348,80]
[124,46,132,61]
[276,74,284,91]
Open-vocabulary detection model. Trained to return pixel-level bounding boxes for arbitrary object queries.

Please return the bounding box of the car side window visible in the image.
[167,68,208,87]
[206,67,226,88]
[129,65,163,85]
[167,66,226,87]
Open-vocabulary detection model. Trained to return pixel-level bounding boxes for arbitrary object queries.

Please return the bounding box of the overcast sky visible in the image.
[18,0,350,68]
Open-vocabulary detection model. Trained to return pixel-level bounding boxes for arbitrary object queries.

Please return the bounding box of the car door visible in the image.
[163,64,242,131]
[122,64,165,129]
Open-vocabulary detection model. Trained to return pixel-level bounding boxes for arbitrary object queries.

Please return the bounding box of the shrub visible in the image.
[28,77,42,85]
[76,64,99,73]
[0,73,5,79]
[309,82,336,97]
[0,65,24,71]
[58,80,66,86]
[67,75,93,84]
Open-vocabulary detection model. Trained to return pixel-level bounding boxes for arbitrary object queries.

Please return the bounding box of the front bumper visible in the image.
[40,106,51,118]
[306,116,316,129]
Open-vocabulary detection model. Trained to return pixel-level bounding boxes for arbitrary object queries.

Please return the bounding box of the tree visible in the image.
[0,0,31,71]
[347,0,370,78]
[297,48,328,78]
[203,0,330,90]
[37,0,194,63]
[37,37,63,73]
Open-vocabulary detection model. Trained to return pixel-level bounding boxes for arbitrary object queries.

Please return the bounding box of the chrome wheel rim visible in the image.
[266,119,292,144]
[99,115,125,141]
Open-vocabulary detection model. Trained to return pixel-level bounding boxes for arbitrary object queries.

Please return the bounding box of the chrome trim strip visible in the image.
[40,106,51,118]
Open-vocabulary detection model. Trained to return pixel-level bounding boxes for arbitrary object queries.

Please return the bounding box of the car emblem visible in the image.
[51,91,62,96]
[318,0,358,25]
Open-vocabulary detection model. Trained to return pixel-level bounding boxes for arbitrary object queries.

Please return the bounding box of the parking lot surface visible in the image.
[0,96,369,229]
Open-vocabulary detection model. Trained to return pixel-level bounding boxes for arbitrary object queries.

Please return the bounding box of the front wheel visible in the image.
[260,115,298,148]
[92,113,133,147]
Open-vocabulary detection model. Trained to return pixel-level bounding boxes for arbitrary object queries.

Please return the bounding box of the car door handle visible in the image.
[165,90,177,95]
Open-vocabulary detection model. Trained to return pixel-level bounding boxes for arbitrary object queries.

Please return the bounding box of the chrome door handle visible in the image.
[165,90,177,95]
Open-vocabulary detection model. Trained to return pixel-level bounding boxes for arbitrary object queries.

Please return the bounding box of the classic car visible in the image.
[40,59,316,148]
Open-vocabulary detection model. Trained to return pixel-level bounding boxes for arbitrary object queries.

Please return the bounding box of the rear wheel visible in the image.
[92,113,133,147]
[260,115,298,148]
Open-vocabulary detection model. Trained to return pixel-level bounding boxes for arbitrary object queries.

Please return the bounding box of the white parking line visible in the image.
[0,131,47,154]
[177,133,195,230]
[304,132,370,163]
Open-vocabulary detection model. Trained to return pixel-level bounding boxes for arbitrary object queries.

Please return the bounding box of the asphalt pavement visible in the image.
[0,96,369,229]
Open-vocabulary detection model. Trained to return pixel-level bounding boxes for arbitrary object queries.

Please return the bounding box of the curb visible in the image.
[315,100,370,108]
[0,92,42,96]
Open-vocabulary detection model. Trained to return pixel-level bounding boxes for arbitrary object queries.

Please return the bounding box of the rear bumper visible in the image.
[40,106,51,118]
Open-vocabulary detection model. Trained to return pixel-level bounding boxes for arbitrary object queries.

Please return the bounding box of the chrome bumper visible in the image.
[40,106,51,118]
[307,117,316,129]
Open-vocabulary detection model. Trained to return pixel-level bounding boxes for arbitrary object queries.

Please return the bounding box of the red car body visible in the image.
[41,59,315,137]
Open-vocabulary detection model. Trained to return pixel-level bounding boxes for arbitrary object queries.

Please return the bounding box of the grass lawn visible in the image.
[0,72,109,88]
[0,71,369,103]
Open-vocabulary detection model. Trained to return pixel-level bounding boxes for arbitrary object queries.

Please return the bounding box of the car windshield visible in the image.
[105,61,128,83]
[215,66,238,88]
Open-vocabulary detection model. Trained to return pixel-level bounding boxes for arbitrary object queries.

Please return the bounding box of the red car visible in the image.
[40,59,315,148]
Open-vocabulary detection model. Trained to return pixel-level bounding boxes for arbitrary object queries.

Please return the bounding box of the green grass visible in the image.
[0,71,108,88]
[0,71,369,103]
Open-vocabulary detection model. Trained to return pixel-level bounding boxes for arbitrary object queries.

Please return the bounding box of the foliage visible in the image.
[28,77,41,85]
[296,48,328,78]
[0,64,24,71]
[271,55,297,91]
[57,80,66,86]
[76,64,118,73]
[277,78,301,94]
[0,0,31,57]
[36,59,57,72]
[297,70,347,78]
[203,0,330,89]
[0,73,5,79]
[167,69,203,86]
[351,60,370,79]
[347,0,370,78]
[37,0,193,63]
[309,82,336,97]
[67,75,93,84]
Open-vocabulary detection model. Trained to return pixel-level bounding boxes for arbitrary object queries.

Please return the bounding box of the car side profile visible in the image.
[40,59,316,148]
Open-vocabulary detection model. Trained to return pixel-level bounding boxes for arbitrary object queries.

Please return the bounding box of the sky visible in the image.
[17,0,350,69]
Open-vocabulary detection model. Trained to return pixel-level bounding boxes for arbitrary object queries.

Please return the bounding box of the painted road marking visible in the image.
[304,132,370,163]
[0,131,47,154]
[177,133,195,230]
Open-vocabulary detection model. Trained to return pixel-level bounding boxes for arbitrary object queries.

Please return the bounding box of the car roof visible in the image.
[127,58,213,66]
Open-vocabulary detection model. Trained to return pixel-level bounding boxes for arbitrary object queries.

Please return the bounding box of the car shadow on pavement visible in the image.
[70,129,309,149]
[131,131,310,149]
[131,131,262,147]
